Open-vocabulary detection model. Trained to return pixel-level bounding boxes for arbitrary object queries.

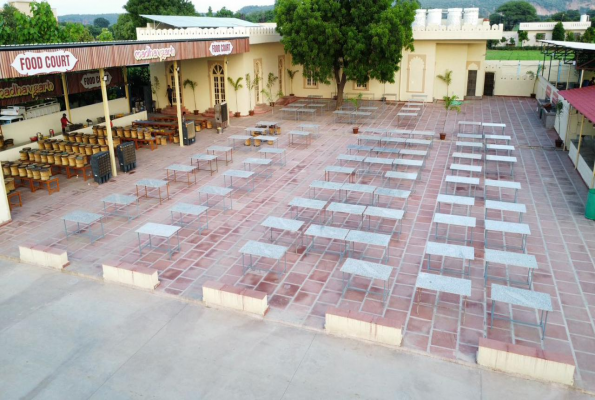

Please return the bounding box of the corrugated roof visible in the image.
[141,15,259,28]
[558,85,595,124]
[540,40,595,52]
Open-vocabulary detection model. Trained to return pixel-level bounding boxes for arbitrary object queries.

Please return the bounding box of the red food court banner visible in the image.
[66,68,124,95]
[0,75,63,106]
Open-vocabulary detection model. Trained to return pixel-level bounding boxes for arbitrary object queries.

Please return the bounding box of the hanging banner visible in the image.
[0,75,62,106]
[11,50,78,76]
[209,42,233,56]
[66,68,124,95]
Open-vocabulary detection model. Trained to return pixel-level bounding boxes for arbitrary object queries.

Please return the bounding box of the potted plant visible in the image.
[440,95,462,139]
[526,65,542,98]
[245,73,260,116]
[183,79,199,115]
[151,76,161,113]
[227,76,244,117]
[347,93,363,134]
[555,101,564,148]
[261,72,279,107]
[287,69,298,96]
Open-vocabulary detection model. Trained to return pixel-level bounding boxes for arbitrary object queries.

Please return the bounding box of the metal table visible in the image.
[485,155,517,177]
[444,175,480,197]
[490,284,552,339]
[227,135,252,150]
[436,194,475,214]
[165,164,197,186]
[425,241,474,276]
[298,124,320,137]
[136,222,181,260]
[484,179,521,202]
[198,185,233,211]
[281,108,299,120]
[485,200,526,222]
[337,154,366,166]
[245,127,268,136]
[415,272,471,318]
[484,248,537,288]
[363,206,404,237]
[223,170,255,192]
[288,130,312,146]
[243,158,273,179]
[191,154,218,175]
[304,224,348,260]
[101,194,139,221]
[258,135,279,148]
[207,145,233,165]
[326,202,365,226]
[309,180,343,199]
[456,141,484,153]
[346,229,391,263]
[240,240,288,276]
[297,108,316,121]
[325,166,355,183]
[481,122,506,137]
[384,171,419,191]
[484,219,531,252]
[373,187,410,210]
[341,183,376,205]
[62,210,105,243]
[433,213,476,243]
[289,197,327,222]
[170,203,208,233]
[135,178,170,204]
[259,147,286,166]
[341,258,392,303]
[363,157,395,176]
[261,216,304,251]
[347,144,373,154]
[450,163,482,177]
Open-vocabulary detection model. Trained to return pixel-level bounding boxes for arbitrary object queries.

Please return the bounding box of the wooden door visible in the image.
[466,70,477,97]
[484,72,495,96]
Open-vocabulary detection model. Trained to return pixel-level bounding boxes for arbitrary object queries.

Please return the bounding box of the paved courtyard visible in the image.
[0,261,591,399]
[2,97,595,391]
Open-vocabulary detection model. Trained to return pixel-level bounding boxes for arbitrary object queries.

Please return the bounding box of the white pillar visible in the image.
[99,68,118,177]
[0,166,12,224]
[173,60,184,147]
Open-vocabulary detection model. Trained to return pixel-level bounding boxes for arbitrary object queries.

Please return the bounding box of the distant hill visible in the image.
[237,5,274,14]
[58,14,121,26]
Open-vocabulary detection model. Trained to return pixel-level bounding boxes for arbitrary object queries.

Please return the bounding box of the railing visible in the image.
[519,21,591,30]
[136,27,250,40]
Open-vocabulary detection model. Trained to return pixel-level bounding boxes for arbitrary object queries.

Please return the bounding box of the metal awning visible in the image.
[539,40,595,71]
[141,15,259,28]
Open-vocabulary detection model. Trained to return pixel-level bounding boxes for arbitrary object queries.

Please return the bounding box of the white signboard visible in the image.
[134,45,176,62]
[11,50,78,76]
[209,42,233,56]
[81,71,111,90]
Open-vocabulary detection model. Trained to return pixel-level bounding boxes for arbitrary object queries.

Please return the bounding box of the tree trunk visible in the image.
[334,69,347,110]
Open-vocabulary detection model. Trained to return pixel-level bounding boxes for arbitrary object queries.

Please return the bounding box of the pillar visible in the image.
[61,73,71,122]
[123,67,131,114]
[0,166,12,224]
[173,60,184,147]
[224,56,231,127]
[575,115,585,168]
[99,68,118,177]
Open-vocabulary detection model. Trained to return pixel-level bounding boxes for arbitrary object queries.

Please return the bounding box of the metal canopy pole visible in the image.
[61,73,72,122]
[173,60,184,147]
[123,67,131,114]
[99,68,118,177]
[575,115,585,169]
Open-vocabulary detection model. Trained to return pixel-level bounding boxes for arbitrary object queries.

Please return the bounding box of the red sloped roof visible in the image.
[558,85,595,124]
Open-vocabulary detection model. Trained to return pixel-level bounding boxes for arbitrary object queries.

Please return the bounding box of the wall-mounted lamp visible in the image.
[176,67,180,72]
[103,75,108,82]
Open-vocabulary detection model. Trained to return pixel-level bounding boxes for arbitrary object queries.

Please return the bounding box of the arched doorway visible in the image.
[211,64,226,105]
[254,60,262,104]
[167,64,182,105]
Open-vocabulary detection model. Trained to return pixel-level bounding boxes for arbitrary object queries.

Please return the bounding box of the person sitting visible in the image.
[60,113,71,134]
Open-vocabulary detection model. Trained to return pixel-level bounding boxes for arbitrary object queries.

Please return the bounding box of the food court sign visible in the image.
[11,50,78,76]
[209,42,233,56]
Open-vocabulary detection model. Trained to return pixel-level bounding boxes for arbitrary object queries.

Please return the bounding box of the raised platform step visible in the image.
[203,280,268,316]
[325,307,403,347]
[19,243,69,269]
[102,260,160,290]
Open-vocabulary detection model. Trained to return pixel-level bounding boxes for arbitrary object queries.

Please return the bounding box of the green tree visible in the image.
[565,31,575,42]
[124,0,196,36]
[97,28,114,41]
[61,23,94,42]
[215,7,234,18]
[582,27,595,44]
[14,1,61,44]
[517,30,528,47]
[552,22,565,41]
[206,6,213,17]
[275,0,416,108]
[551,10,580,22]
[94,17,110,28]
[112,13,136,40]
[492,1,538,31]
[0,3,21,45]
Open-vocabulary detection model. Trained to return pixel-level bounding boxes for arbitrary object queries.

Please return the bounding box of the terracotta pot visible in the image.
[234,112,241,117]
[440,133,446,140]
[353,127,359,134]
[270,102,275,107]
[290,93,294,96]
[555,138,563,148]
[249,110,255,116]
[193,110,199,115]
[530,93,536,99]
[156,108,162,113]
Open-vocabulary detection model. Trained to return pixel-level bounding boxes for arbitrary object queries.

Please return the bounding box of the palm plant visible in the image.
[245,73,260,114]
[440,94,462,139]
[437,69,453,96]
[346,93,363,110]
[287,69,298,95]
[227,76,244,115]
[261,72,279,105]
[526,64,543,97]
[151,76,161,111]
[183,79,198,113]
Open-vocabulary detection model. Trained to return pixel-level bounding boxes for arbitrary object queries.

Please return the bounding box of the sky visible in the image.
[46,0,274,16]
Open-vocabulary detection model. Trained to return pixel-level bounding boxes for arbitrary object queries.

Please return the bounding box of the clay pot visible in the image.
[440,133,446,140]
[194,110,199,115]
[249,110,255,116]
[555,138,563,148]
[234,112,241,117]
[352,127,359,134]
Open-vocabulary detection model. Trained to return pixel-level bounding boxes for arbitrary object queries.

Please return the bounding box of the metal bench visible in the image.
[261,216,304,252]
[309,180,343,199]
[304,224,349,259]
[484,134,512,145]
[485,200,527,222]
[456,141,484,153]
[346,229,391,263]
[347,144,373,154]
[259,147,286,166]
[337,154,366,166]
[198,185,233,211]
[363,206,404,236]
[484,248,537,288]
[450,163,482,177]
[486,143,515,155]
[326,202,366,226]
[415,272,471,318]
[452,152,482,164]
[374,187,410,211]
[325,165,356,183]
[484,179,521,202]
[436,194,475,214]
[223,170,255,192]
[425,241,474,276]
[341,182,377,204]
[484,219,531,252]
[289,197,327,222]
[240,240,288,276]
[341,258,392,303]
[485,155,517,177]
[384,171,419,191]
[433,213,476,243]
[444,175,480,196]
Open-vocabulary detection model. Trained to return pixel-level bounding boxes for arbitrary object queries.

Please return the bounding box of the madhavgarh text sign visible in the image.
[0,76,62,106]
[133,45,176,62]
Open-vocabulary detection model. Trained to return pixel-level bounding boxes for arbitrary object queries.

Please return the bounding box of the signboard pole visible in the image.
[61,73,72,122]
[224,56,231,127]
[0,163,12,225]
[173,60,184,147]
[99,68,118,177]
[123,67,131,114]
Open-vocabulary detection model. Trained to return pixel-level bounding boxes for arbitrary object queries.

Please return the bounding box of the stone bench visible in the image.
[325,307,403,346]
[102,260,159,290]
[19,244,69,269]
[477,338,575,386]
[203,280,268,316]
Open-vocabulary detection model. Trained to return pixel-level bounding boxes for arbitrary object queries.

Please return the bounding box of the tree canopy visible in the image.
[94,17,110,28]
[215,7,234,18]
[123,0,196,34]
[489,1,538,31]
[97,28,114,41]
[112,13,136,40]
[275,0,417,108]
[550,10,580,22]
[552,21,565,41]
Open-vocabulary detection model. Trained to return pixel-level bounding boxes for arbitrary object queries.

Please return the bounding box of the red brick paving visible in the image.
[3,97,595,390]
